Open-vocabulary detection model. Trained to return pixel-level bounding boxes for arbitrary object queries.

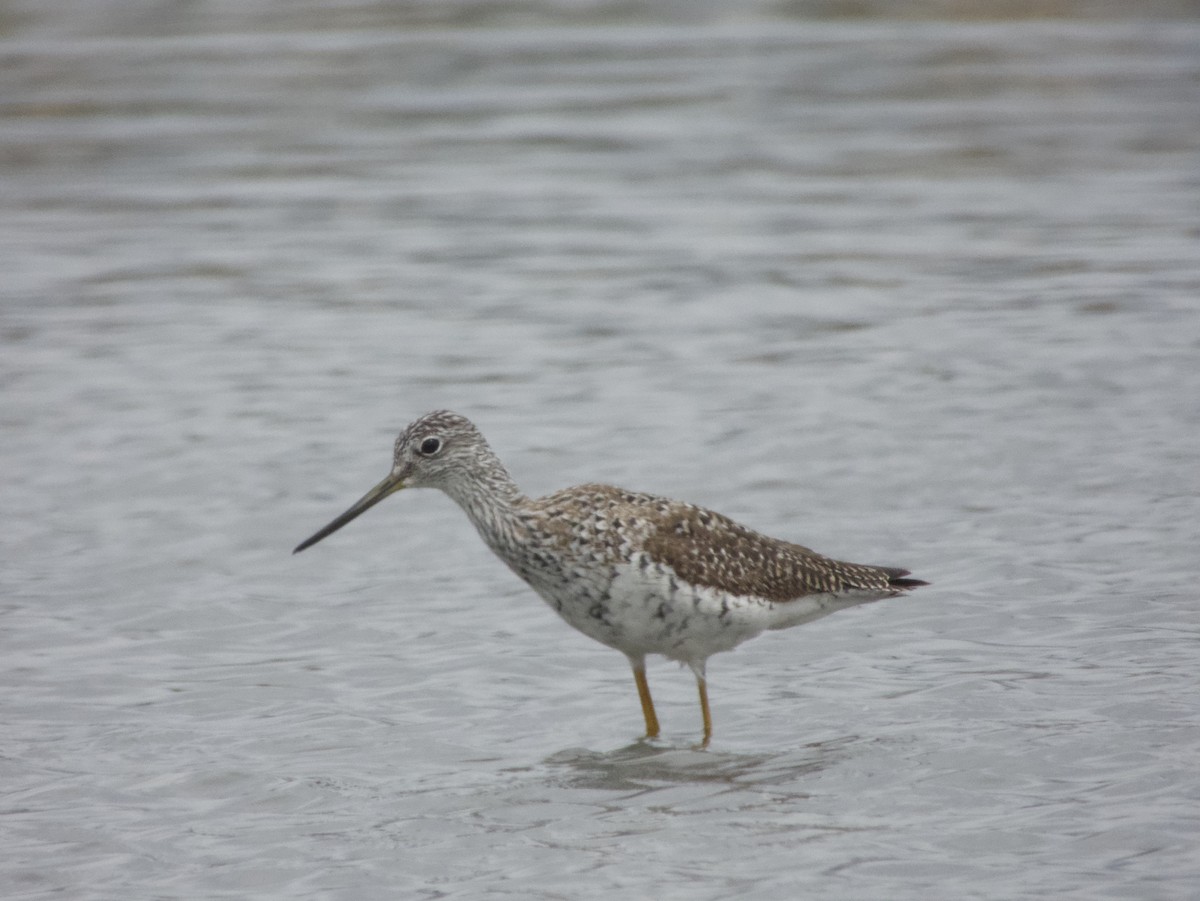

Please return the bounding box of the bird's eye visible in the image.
[419,436,442,456]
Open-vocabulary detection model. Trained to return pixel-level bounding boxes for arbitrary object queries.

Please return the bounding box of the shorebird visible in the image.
[294,411,926,745]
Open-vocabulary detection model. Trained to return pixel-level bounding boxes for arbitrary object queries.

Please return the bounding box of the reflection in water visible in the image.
[543,736,855,795]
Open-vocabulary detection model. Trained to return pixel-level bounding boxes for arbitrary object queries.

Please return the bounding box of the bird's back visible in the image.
[520,483,920,602]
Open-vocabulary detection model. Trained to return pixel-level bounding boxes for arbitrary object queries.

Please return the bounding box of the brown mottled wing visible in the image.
[642,500,924,603]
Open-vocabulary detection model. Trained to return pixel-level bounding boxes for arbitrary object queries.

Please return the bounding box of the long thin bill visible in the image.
[293,472,406,554]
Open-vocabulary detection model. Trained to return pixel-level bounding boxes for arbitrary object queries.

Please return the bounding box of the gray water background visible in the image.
[3,2,1199,898]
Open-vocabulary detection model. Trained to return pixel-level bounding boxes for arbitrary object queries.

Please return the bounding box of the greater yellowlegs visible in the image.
[295,411,926,745]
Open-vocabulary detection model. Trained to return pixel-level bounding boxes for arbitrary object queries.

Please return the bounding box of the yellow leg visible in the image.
[632,663,660,739]
[696,675,712,748]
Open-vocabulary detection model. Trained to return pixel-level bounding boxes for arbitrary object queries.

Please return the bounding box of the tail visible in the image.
[882,567,929,591]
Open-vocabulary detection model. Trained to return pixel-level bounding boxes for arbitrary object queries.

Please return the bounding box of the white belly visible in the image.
[521,552,891,667]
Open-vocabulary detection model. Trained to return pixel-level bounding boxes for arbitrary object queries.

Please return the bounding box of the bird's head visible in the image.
[293,410,491,554]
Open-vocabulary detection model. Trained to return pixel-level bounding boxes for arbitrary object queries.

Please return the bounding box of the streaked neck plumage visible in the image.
[438,444,530,555]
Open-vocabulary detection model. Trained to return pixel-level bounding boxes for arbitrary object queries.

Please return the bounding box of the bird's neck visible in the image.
[442,456,529,553]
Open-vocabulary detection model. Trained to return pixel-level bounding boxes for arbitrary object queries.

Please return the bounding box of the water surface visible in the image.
[3,4,1199,899]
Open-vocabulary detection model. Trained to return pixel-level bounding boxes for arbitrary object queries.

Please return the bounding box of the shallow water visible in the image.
[3,4,1200,899]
